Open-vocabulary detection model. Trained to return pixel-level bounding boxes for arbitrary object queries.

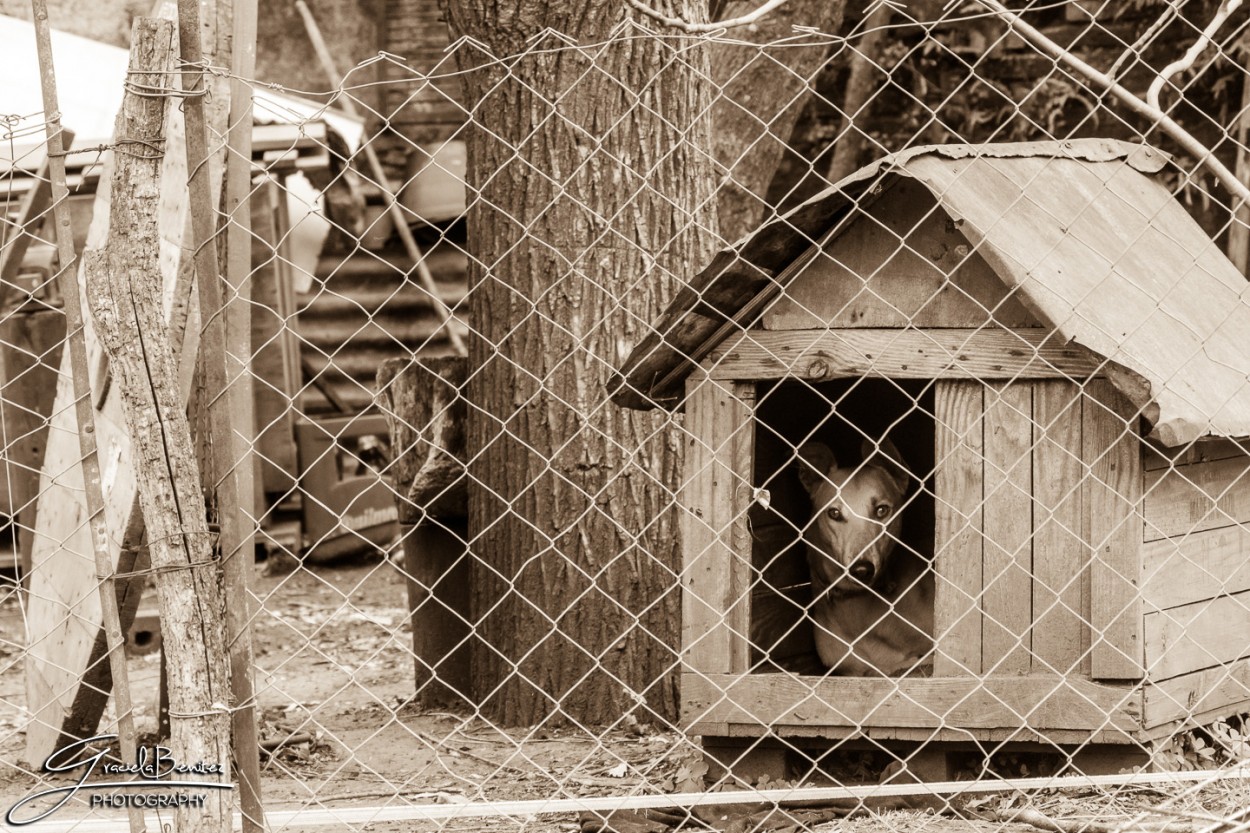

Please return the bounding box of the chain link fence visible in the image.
[5,1,1250,830]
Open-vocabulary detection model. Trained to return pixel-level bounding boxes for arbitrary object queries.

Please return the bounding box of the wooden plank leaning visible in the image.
[23,0,230,764]
[47,0,231,758]
[27,10,158,833]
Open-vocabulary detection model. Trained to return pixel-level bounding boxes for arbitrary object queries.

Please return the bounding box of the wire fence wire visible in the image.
[6,1,1250,830]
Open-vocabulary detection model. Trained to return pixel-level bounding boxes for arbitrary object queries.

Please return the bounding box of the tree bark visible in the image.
[709,0,846,243]
[82,18,232,833]
[441,0,718,725]
[378,357,468,523]
[379,357,471,708]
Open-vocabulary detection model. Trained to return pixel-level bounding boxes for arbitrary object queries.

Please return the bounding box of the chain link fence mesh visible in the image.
[5,1,1250,830]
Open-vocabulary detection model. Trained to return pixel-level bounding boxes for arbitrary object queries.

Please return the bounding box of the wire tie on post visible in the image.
[124,79,208,99]
[124,65,219,99]
[51,136,167,158]
[167,703,235,719]
[108,560,219,582]
[107,528,224,580]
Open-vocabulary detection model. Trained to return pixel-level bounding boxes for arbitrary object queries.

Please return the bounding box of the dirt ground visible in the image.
[244,555,707,811]
[2,556,1249,832]
[0,555,716,830]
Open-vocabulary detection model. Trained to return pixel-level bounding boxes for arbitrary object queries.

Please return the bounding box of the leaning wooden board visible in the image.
[23,0,231,764]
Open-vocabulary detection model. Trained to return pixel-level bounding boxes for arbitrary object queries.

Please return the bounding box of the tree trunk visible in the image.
[441,0,718,725]
[710,0,846,243]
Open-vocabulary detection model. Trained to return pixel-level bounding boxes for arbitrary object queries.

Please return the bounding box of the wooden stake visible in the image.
[293,0,467,357]
[1228,73,1250,274]
[223,0,265,827]
[172,2,256,832]
[27,5,145,833]
[83,16,231,833]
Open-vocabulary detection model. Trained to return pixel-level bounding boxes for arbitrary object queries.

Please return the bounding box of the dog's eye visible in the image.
[827,507,843,521]
[874,504,891,519]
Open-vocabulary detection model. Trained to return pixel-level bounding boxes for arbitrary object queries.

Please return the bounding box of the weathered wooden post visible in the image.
[82,17,232,833]
[378,356,470,708]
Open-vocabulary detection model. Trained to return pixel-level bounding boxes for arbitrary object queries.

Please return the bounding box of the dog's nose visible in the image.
[849,560,875,583]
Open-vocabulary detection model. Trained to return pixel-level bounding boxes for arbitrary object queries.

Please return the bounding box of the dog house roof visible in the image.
[612,138,1250,446]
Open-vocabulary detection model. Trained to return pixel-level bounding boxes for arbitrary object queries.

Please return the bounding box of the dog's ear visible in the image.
[796,443,837,495]
[861,437,909,495]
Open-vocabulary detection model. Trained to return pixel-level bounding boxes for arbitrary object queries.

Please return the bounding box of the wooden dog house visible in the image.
[612,139,1250,775]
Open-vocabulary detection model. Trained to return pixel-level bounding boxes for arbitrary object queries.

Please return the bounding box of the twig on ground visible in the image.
[1146,804,1250,827]
[260,732,313,753]
[321,788,466,803]
[415,729,537,778]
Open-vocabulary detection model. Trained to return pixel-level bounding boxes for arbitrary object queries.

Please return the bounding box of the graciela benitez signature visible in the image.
[6,734,232,825]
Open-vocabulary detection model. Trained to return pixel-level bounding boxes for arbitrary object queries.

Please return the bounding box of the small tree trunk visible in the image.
[441,0,719,725]
[379,357,471,708]
[710,0,847,243]
[826,6,892,183]
[82,18,232,833]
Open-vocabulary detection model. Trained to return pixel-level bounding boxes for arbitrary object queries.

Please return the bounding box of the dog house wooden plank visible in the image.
[701,722,1137,746]
[683,672,1142,736]
[1084,380,1144,680]
[1142,656,1250,729]
[1142,455,1250,541]
[1143,592,1250,681]
[934,380,984,676]
[1031,381,1089,676]
[1143,439,1249,471]
[763,180,1040,331]
[1142,525,1250,612]
[982,382,1034,675]
[681,376,755,677]
[705,329,1103,382]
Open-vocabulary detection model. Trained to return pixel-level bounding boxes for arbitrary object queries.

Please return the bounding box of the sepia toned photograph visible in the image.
[2,1,1250,831]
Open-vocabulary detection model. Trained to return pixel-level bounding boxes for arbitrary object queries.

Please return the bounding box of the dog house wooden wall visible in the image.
[614,139,1250,775]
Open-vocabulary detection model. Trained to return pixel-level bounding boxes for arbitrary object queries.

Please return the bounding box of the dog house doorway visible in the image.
[749,378,936,674]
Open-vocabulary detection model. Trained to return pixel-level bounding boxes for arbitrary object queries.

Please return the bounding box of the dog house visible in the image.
[612,139,1250,776]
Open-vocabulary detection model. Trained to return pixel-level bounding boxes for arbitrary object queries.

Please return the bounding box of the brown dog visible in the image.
[797,439,934,676]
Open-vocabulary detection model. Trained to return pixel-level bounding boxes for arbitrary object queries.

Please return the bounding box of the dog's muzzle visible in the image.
[849,559,875,584]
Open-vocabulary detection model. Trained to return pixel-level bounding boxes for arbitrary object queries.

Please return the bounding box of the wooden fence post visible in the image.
[223,0,265,827]
[82,17,232,833]
[175,0,266,826]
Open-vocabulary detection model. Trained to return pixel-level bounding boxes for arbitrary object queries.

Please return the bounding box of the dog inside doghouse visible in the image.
[749,378,937,677]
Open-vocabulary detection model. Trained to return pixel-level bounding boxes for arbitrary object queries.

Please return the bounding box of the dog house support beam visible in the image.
[706,329,1103,383]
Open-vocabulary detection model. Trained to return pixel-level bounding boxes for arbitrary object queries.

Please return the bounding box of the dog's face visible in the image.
[796,439,908,596]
